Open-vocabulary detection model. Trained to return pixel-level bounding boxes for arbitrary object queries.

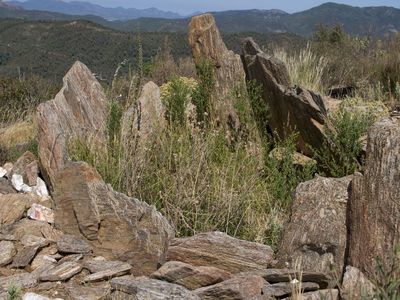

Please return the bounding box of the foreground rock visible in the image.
[282,289,339,300]
[341,266,375,300]
[0,194,37,226]
[347,117,400,276]
[278,176,352,279]
[242,38,327,155]
[151,261,231,290]
[188,14,246,133]
[194,274,267,300]
[0,241,16,266]
[110,276,200,299]
[53,161,174,275]
[166,232,274,273]
[37,61,108,189]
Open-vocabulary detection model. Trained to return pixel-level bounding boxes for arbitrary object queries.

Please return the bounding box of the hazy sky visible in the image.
[77,0,400,14]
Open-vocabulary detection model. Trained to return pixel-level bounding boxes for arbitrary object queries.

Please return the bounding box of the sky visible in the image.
[78,0,400,14]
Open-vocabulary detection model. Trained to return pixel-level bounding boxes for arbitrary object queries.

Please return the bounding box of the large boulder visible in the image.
[166,231,274,273]
[277,176,352,279]
[37,61,107,189]
[188,14,246,133]
[242,38,327,155]
[347,117,400,276]
[52,161,174,275]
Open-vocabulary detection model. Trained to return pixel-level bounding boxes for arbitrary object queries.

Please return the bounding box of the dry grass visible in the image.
[0,119,37,149]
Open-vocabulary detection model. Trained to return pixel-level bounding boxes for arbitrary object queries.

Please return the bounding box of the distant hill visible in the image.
[9,0,183,20]
[2,2,400,36]
[0,19,303,80]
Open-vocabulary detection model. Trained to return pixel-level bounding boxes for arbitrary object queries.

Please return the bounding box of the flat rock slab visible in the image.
[166,232,274,273]
[39,261,82,281]
[194,274,267,300]
[242,269,329,289]
[20,235,49,248]
[57,235,91,254]
[263,282,319,298]
[0,241,16,266]
[151,261,231,290]
[282,289,339,300]
[11,246,40,268]
[65,285,109,300]
[83,259,129,273]
[110,276,200,299]
[83,263,131,282]
[0,272,38,290]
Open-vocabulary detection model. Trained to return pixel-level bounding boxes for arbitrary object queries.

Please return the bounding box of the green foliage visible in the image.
[161,76,193,127]
[191,60,215,126]
[313,100,379,178]
[7,283,21,300]
[372,246,400,300]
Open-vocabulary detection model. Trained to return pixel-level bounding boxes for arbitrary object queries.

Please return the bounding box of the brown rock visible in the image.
[188,14,246,133]
[121,81,166,145]
[82,262,131,282]
[166,232,274,274]
[65,284,109,300]
[53,161,174,275]
[151,261,232,290]
[0,272,38,290]
[242,38,327,155]
[57,234,91,254]
[347,117,400,277]
[282,289,339,300]
[341,266,375,300]
[0,178,15,194]
[58,254,83,264]
[263,282,319,298]
[83,259,130,273]
[194,274,267,300]
[240,269,329,289]
[0,241,16,266]
[39,261,82,281]
[110,276,200,299]
[37,61,107,189]
[11,151,38,186]
[278,176,352,278]
[20,235,49,247]
[0,194,37,226]
[11,245,40,268]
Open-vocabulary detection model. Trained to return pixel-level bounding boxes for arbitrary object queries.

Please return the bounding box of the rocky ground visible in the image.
[0,13,399,300]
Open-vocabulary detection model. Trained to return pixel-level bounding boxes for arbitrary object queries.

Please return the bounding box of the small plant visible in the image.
[7,283,21,300]
[191,59,215,126]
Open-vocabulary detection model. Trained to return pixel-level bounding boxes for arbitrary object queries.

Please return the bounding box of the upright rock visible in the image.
[188,14,246,132]
[242,38,327,155]
[278,176,352,279]
[37,61,107,189]
[53,161,174,275]
[347,117,400,276]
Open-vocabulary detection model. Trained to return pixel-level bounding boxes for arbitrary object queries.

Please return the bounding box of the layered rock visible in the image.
[242,38,327,155]
[166,231,274,273]
[347,117,400,276]
[37,61,108,189]
[188,14,246,132]
[278,176,352,278]
[53,161,174,275]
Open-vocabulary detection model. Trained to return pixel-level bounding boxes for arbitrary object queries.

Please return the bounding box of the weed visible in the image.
[7,283,21,300]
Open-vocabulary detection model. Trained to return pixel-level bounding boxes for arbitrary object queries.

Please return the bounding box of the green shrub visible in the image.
[7,283,21,300]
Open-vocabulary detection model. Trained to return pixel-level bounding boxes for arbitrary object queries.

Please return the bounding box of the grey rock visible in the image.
[166,232,274,273]
[0,178,15,194]
[39,261,82,281]
[11,246,40,268]
[82,262,131,282]
[110,276,200,299]
[0,272,38,290]
[263,282,319,298]
[341,266,375,300]
[0,241,16,266]
[57,235,91,254]
[65,284,109,300]
[282,289,339,300]
[84,259,130,273]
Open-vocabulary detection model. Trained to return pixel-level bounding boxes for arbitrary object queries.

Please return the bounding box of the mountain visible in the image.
[0,18,303,80]
[9,0,183,20]
[1,2,400,36]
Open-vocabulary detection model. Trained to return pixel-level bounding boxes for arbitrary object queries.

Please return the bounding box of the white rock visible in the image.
[21,184,34,193]
[22,293,51,300]
[0,167,6,178]
[11,174,24,191]
[27,203,55,224]
[33,178,49,198]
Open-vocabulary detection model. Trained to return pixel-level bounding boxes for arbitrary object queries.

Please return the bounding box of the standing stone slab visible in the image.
[188,14,246,133]
[166,231,274,273]
[278,176,352,278]
[53,161,174,275]
[348,117,400,277]
[242,38,327,155]
[37,61,107,189]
